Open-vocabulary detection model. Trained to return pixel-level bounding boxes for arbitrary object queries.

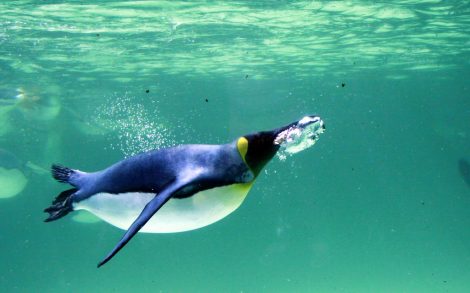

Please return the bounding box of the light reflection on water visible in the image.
[0,1,468,81]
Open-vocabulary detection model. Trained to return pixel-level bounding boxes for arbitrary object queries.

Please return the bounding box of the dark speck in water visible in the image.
[205,98,208,102]
[146,89,149,93]
[341,83,346,87]
[245,75,249,79]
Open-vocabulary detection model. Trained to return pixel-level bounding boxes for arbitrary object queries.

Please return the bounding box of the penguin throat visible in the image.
[241,132,279,176]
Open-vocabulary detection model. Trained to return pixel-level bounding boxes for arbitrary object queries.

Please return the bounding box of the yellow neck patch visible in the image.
[237,137,249,164]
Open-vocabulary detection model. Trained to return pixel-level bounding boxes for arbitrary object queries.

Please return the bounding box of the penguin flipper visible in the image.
[97,181,183,268]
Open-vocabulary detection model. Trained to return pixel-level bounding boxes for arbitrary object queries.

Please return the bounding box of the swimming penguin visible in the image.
[0,149,28,199]
[44,115,325,267]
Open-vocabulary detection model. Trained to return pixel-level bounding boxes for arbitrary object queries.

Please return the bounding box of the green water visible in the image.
[1,1,469,292]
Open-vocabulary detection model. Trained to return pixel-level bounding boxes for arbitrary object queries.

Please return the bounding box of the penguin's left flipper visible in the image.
[97,180,183,268]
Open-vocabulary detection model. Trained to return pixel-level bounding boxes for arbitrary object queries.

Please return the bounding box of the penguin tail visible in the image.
[44,188,77,222]
[52,164,75,184]
[51,164,87,188]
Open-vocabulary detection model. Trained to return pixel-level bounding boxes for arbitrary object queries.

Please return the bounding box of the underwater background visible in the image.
[1,1,469,292]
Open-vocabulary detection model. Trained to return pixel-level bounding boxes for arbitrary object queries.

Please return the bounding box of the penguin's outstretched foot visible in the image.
[44,188,76,222]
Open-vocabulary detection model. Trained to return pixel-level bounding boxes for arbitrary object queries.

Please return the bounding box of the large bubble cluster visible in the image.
[275,116,325,161]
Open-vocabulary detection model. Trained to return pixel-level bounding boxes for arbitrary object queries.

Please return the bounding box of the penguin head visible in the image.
[237,115,325,176]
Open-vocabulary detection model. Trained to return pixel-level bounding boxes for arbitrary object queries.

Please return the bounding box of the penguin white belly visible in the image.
[73,183,253,233]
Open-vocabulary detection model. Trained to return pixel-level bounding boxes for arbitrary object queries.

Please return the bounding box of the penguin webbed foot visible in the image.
[44,188,76,222]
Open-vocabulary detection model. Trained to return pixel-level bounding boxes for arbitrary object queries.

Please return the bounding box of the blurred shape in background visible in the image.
[458,159,470,189]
